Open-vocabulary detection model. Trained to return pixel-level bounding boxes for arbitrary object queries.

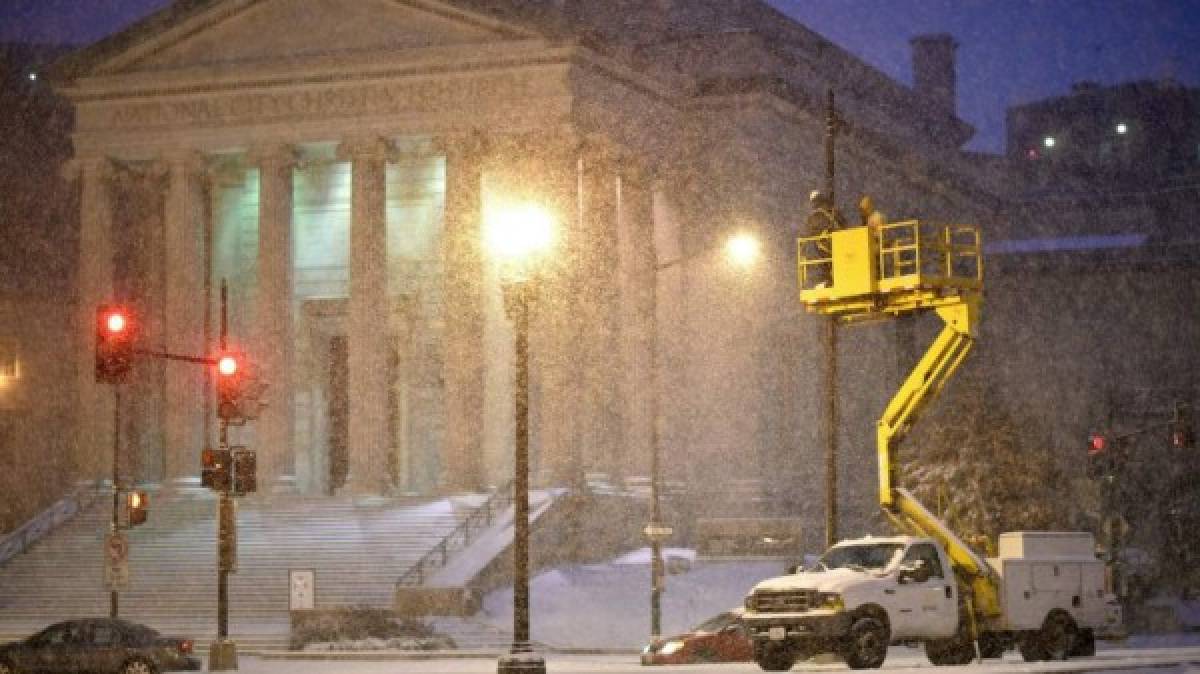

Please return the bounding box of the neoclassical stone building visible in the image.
[49,0,999,532]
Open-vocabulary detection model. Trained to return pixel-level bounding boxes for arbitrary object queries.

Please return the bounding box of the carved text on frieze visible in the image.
[88,71,560,131]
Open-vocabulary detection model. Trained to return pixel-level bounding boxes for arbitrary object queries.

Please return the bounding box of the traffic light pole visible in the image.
[210,287,240,671]
[218,493,231,640]
[110,387,121,619]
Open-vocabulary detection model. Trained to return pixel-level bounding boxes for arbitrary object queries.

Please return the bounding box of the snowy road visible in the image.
[222,645,1200,673]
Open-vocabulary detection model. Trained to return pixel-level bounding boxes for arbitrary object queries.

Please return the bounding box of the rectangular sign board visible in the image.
[289,569,315,611]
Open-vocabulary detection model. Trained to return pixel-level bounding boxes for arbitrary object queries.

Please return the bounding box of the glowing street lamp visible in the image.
[487,201,555,674]
[725,231,763,269]
[484,202,556,278]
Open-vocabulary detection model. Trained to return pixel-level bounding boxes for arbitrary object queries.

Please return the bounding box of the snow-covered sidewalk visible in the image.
[476,547,786,650]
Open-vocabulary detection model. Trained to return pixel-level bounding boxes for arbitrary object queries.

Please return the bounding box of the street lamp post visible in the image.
[645,272,668,642]
[487,201,554,674]
[498,279,543,674]
[645,231,761,643]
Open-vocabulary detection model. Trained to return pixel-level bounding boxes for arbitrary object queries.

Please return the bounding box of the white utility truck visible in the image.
[742,219,1121,670]
[744,531,1120,669]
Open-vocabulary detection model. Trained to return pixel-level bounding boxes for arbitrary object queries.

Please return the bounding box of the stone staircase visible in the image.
[0,489,469,650]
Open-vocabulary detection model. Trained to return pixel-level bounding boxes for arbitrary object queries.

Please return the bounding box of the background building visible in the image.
[7,0,1003,549]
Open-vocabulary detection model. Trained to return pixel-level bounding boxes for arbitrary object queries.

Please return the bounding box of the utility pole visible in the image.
[823,88,841,549]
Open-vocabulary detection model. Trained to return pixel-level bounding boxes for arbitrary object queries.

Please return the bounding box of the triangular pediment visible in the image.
[92,0,537,75]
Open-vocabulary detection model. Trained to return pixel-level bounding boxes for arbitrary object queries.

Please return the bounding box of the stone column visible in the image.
[616,161,656,481]
[577,142,623,483]
[162,150,208,485]
[524,137,584,488]
[67,157,117,483]
[439,133,488,493]
[338,137,393,495]
[247,144,297,492]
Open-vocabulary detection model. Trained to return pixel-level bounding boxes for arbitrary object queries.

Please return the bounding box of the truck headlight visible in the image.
[659,640,685,656]
[815,592,844,610]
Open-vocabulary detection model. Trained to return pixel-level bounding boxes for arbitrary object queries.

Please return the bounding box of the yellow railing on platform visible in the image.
[798,221,982,306]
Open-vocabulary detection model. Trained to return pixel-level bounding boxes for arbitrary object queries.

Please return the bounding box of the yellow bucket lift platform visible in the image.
[797,220,982,320]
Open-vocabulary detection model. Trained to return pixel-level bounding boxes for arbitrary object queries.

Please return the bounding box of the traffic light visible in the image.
[232,447,257,495]
[201,447,232,491]
[215,352,243,421]
[95,304,137,384]
[1087,433,1112,479]
[125,490,149,527]
[1171,404,1194,449]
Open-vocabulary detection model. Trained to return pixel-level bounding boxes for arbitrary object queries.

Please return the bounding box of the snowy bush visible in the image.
[289,605,456,651]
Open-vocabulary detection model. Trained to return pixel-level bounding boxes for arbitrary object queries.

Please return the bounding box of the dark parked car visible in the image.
[0,618,200,674]
[641,609,753,665]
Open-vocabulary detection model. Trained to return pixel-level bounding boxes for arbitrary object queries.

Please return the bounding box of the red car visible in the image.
[641,610,753,665]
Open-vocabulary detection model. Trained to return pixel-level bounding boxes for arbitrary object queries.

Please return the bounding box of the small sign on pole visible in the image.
[289,569,315,611]
[104,532,129,590]
[643,524,674,541]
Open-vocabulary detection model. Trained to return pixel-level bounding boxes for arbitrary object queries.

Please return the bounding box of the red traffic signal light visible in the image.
[215,353,243,421]
[95,304,137,384]
[105,312,127,334]
[1086,433,1114,480]
[125,490,148,527]
[217,355,238,377]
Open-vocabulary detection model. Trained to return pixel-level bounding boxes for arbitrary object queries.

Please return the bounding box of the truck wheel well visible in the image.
[854,604,890,633]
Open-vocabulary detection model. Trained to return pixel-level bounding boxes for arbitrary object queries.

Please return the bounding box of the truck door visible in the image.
[895,543,958,638]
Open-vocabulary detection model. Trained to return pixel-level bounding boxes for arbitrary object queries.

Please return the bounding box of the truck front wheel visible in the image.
[753,641,795,672]
[842,617,889,669]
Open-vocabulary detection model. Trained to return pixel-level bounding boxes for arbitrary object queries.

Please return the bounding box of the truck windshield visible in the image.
[818,543,904,571]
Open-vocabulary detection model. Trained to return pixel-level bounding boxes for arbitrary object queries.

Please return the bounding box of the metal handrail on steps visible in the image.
[395,480,515,588]
[0,482,105,567]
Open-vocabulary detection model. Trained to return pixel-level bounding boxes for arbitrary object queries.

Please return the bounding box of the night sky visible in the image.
[2,0,1199,153]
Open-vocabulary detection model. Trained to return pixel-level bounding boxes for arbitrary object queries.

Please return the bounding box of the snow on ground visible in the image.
[478,548,786,650]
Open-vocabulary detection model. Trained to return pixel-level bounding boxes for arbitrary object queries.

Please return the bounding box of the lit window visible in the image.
[1043,136,1057,149]
[0,338,17,379]
[27,72,37,82]
[1115,123,1128,135]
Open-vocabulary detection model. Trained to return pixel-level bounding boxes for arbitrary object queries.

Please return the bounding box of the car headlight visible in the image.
[659,640,685,656]
[815,592,844,611]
